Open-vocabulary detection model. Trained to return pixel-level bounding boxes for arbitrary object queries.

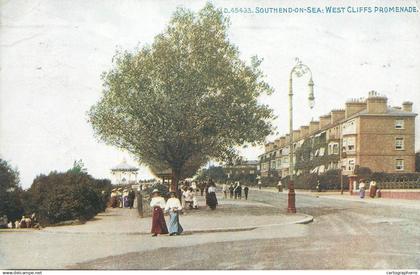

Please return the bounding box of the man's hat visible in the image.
[151,189,160,195]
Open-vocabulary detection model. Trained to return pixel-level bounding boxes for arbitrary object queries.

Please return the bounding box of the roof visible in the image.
[345,107,417,121]
[111,159,139,171]
[244,160,259,165]
[225,160,259,167]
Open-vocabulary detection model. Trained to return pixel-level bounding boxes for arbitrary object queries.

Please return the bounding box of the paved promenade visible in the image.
[0,195,310,269]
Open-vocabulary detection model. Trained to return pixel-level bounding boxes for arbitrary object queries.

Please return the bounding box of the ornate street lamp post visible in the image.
[287,58,315,213]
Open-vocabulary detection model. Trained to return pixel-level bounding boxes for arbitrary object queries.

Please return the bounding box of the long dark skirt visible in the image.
[111,197,118,208]
[207,192,218,209]
[168,210,183,235]
[151,207,168,234]
[369,186,377,198]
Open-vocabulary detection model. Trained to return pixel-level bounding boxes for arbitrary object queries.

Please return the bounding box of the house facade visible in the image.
[259,91,417,179]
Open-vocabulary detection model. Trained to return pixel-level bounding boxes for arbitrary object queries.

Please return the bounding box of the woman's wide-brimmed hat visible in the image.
[151,189,160,195]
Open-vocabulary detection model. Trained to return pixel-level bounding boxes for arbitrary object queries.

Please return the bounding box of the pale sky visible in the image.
[1,0,419,189]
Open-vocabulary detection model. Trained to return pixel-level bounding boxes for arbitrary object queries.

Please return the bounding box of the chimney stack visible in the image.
[300,125,309,138]
[279,136,286,147]
[293,130,301,141]
[319,114,331,129]
[285,134,291,144]
[309,121,320,134]
[331,109,345,124]
[345,98,367,118]
[402,101,413,112]
[366,91,387,114]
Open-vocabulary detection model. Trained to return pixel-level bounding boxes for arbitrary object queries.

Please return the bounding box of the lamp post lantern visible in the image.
[287,58,315,213]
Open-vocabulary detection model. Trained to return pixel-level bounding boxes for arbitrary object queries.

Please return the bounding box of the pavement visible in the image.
[0,194,312,269]
[38,196,312,236]
[252,187,420,210]
[1,188,419,269]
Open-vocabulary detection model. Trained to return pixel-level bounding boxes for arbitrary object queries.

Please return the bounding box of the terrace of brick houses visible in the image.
[258,91,419,199]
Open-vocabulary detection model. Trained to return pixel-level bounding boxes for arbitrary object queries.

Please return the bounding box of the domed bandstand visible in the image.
[110,159,139,185]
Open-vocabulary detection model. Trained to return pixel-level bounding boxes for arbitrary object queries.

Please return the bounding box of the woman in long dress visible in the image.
[207,182,218,210]
[110,189,117,208]
[150,189,168,237]
[165,192,183,236]
[369,180,377,198]
[359,180,366,199]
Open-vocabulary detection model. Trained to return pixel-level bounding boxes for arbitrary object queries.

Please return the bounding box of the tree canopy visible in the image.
[0,159,23,221]
[88,3,275,188]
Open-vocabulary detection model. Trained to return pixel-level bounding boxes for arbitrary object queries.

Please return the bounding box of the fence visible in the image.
[376,180,420,190]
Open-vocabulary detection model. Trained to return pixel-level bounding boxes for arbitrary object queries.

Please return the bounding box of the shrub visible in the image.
[24,171,110,225]
[261,176,280,187]
[282,169,348,191]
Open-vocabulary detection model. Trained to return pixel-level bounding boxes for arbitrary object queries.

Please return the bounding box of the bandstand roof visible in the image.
[111,159,139,172]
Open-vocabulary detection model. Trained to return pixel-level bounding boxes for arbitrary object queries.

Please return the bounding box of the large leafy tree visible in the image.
[0,159,24,221]
[89,3,275,189]
[196,165,227,182]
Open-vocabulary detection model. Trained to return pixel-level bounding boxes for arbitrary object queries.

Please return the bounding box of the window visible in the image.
[346,137,355,152]
[395,119,404,129]
[395,137,404,150]
[271,160,277,169]
[348,159,355,171]
[328,143,339,155]
[395,159,404,171]
[333,144,339,154]
[249,170,255,174]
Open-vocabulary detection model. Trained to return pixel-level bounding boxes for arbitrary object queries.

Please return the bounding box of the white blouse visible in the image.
[164,198,182,212]
[208,186,216,193]
[150,196,166,209]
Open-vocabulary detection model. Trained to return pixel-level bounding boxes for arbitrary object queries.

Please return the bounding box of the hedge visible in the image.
[24,171,111,225]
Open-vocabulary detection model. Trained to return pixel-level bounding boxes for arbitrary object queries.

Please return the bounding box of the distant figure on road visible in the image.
[206,182,218,210]
[150,189,168,237]
[229,184,234,199]
[200,182,205,196]
[123,188,130,208]
[316,181,321,192]
[359,180,366,199]
[258,180,262,190]
[117,188,123,208]
[165,192,183,236]
[277,181,283,192]
[234,182,242,199]
[110,189,118,208]
[369,180,377,198]
[244,186,249,200]
[128,189,136,209]
[222,183,227,198]
[184,187,194,209]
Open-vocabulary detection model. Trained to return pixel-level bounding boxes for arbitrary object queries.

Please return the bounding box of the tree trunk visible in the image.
[170,167,181,192]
